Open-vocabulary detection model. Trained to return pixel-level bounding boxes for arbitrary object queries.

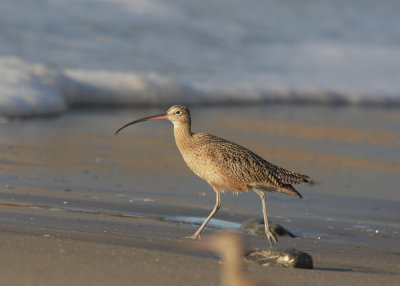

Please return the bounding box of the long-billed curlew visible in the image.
[115,105,310,246]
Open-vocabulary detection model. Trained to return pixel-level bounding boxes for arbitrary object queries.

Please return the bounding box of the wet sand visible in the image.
[0,105,399,285]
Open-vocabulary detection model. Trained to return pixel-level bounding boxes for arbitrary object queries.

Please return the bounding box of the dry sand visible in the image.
[0,105,399,285]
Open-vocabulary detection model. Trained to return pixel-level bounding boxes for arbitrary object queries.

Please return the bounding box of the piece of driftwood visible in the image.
[244,248,313,269]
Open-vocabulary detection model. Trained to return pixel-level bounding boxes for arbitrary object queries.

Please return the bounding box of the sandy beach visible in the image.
[1,105,399,285]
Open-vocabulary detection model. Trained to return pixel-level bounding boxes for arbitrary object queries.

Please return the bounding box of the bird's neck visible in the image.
[173,121,193,150]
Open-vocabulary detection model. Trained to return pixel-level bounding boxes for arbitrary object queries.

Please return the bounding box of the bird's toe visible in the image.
[183,234,201,240]
[266,230,278,247]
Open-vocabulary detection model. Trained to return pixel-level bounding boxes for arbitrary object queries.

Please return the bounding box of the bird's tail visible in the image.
[250,183,303,199]
[276,167,311,185]
[279,184,303,199]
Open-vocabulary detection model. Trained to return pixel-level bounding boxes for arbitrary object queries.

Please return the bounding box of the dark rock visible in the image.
[241,218,296,238]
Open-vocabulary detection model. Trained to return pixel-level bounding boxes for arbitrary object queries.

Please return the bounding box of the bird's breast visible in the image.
[178,147,248,192]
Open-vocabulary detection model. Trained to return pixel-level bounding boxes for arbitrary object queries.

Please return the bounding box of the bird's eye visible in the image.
[175,110,181,115]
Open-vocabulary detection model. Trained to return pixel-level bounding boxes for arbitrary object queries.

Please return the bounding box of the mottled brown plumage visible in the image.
[116,105,310,246]
[182,132,308,197]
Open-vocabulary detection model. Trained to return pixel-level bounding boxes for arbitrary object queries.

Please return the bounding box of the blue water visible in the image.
[1,0,400,117]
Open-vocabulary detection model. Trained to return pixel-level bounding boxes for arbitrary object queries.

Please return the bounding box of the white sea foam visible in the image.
[0,57,210,117]
[64,69,207,107]
[0,56,399,118]
[0,57,66,118]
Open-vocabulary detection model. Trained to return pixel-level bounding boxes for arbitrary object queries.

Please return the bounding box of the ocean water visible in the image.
[1,0,400,117]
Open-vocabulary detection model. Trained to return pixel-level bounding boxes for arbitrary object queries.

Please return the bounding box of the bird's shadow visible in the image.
[313,267,353,272]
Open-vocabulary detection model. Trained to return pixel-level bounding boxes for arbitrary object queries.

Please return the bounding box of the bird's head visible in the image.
[115,105,191,135]
[166,105,191,126]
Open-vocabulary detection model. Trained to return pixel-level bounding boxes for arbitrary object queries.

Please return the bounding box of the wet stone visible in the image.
[241,218,296,238]
[244,248,313,269]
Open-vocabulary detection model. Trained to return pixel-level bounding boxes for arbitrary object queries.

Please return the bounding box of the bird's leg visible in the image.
[185,189,221,240]
[254,189,278,247]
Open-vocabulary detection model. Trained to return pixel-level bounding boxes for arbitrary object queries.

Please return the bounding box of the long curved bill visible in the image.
[115,113,168,135]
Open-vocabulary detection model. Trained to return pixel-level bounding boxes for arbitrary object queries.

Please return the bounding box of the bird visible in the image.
[199,232,265,286]
[115,105,310,246]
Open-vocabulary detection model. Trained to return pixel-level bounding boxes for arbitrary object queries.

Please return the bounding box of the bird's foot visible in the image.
[265,229,278,247]
[183,234,201,240]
